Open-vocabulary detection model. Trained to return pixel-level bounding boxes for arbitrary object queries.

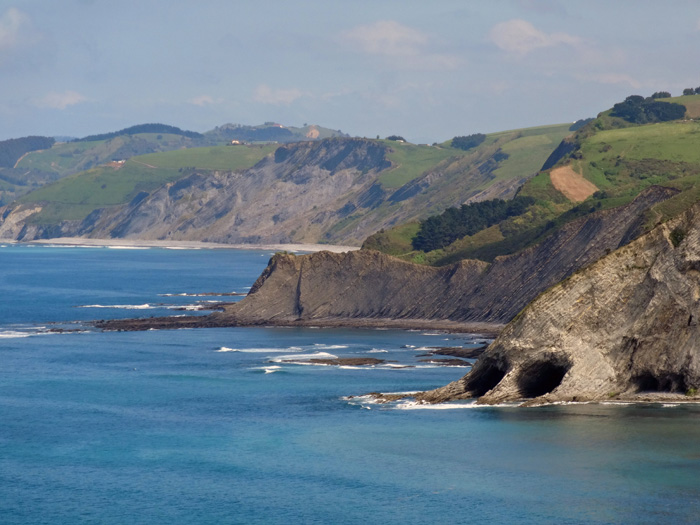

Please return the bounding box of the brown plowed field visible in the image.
[550,165,598,202]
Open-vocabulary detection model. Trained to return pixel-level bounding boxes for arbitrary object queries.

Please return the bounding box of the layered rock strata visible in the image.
[222,186,677,325]
[419,203,700,405]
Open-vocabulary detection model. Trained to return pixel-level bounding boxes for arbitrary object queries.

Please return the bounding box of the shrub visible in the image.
[412,196,535,252]
[451,133,486,151]
[610,95,686,124]
[670,227,686,248]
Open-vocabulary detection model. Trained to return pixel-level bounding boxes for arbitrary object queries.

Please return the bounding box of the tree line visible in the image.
[0,136,55,168]
[412,196,535,252]
[451,133,486,151]
[610,95,686,124]
[78,123,203,142]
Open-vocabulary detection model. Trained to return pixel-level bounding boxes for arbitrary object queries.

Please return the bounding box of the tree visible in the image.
[412,196,535,252]
[451,133,486,151]
[683,88,695,96]
[651,91,671,99]
[386,135,405,141]
[695,87,700,95]
[610,94,686,124]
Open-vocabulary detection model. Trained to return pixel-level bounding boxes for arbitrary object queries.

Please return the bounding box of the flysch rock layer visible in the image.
[222,186,677,326]
[418,201,700,406]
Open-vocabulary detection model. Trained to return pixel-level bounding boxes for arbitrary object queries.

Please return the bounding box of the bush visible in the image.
[386,135,405,142]
[670,227,686,247]
[451,133,486,151]
[412,196,535,252]
[610,95,686,124]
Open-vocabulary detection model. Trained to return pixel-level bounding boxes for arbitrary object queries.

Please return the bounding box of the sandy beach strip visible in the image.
[21,237,359,253]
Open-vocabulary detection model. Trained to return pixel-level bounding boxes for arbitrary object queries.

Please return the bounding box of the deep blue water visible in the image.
[2,244,700,524]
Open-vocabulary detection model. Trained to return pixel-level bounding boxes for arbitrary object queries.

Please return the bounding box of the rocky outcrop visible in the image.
[223,186,677,325]
[419,202,700,405]
[0,136,537,245]
[2,138,393,244]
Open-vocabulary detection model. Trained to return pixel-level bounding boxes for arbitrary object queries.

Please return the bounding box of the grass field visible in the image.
[20,161,180,223]
[378,123,571,190]
[135,144,275,171]
[18,141,280,225]
[488,123,571,184]
[17,139,106,175]
[378,142,466,188]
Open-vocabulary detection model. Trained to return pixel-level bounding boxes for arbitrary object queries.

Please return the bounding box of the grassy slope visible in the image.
[135,144,276,170]
[378,142,467,188]
[372,113,700,266]
[363,123,571,254]
[19,145,274,225]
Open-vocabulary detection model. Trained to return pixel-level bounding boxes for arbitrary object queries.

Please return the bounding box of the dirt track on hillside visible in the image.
[550,165,598,202]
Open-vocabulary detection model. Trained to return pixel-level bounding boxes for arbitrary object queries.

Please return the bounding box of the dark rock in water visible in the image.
[418,358,472,367]
[418,202,700,405]
[420,346,487,359]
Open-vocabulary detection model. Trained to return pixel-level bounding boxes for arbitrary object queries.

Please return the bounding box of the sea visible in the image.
[2,244,700,524]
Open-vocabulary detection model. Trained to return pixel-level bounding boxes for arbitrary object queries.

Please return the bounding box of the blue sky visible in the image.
[1,0,700,142]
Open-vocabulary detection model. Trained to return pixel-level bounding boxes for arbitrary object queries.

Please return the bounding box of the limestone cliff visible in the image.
[419,202,700,405]
[223,186,676,325]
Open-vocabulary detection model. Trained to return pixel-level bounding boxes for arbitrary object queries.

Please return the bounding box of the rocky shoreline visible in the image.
[93,313,504,336]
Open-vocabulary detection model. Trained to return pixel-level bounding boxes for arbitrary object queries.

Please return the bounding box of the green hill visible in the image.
[18,144,276,225]
[366,94,700,266]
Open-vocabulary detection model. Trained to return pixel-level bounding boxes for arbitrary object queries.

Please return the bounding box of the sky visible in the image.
[1,0,700,143]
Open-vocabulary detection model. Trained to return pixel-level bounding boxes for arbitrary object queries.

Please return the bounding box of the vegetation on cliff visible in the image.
[367,92,700,266]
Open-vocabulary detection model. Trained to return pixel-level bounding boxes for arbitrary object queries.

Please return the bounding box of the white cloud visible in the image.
[576,73,641,89]
[35,91,87,110]
[189,95,222,106]
[0,7,30,52]
[253,84,304,105]
[342,20,427,58]
[489,19,580,55]
[340,20,460,70]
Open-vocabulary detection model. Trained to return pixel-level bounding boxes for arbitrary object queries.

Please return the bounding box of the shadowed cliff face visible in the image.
[420,203,700,405]
[224,186,677,325]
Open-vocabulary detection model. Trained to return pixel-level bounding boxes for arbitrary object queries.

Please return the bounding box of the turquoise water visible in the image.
[1,245,700,524]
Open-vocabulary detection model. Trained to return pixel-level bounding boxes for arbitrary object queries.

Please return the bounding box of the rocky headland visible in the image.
[415,201,700,405]
[91,184,700,406]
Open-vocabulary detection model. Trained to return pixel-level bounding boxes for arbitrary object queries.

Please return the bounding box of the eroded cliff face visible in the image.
[223,186,677,326]
[0,138,393,244]
[420,203,700,405]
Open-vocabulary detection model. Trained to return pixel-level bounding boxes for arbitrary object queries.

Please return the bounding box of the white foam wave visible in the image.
[106,246,150,250]
[271,352,338,364]
[394,400,480,410]
[368,349,388,353]
[313,344,349,350]
[0,330,33,339]
[217,346,299,353]
[78,304,154,310]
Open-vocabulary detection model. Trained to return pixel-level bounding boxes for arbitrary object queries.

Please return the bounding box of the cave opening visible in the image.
[465,359,508,397]
[516,356,571,398]
[632,371,687,393]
